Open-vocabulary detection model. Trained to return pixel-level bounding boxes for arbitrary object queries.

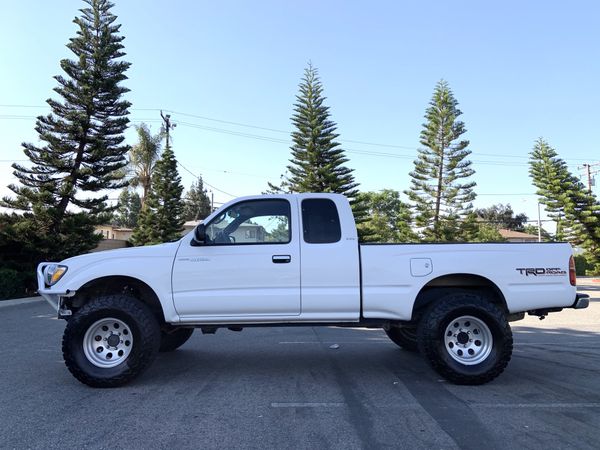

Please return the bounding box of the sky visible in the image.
[1,0,599,227]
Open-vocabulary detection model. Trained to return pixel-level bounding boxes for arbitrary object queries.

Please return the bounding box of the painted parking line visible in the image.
[278,340,389,344]
[474,403,600,409]
[271,402,345,408]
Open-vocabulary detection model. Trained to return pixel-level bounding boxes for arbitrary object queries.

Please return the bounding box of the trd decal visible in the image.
[516,268,567,276]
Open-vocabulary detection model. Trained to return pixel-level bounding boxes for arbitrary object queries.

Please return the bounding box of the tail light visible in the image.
[569,256,576,286]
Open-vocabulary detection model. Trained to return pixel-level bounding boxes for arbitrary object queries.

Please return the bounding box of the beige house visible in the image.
[93,222,196,252]
[498,229,539,243]
[96,225,134,241]
[93,225,134,252]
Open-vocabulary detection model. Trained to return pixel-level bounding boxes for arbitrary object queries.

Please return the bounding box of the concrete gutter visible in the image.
[0,296,43,309]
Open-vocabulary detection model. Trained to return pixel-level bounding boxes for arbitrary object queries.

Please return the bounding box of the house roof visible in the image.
[498,228,538,240]
[97,225,133,232]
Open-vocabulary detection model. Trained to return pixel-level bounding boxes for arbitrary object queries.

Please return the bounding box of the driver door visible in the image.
[172,198,301,319]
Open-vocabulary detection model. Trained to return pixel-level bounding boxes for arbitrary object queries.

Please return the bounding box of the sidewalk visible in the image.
[576,276,600,286]
[0,296,42,308]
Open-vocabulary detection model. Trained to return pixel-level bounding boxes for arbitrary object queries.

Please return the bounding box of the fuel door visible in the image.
[410,258,433,277]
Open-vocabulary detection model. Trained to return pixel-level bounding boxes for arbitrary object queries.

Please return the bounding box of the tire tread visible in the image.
[417,292,513,385]
[62,294,160,388]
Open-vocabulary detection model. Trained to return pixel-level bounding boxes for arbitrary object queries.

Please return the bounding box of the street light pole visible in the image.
[537,202,542,242]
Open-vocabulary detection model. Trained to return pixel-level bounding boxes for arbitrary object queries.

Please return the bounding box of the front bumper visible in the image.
[36,262,73,316]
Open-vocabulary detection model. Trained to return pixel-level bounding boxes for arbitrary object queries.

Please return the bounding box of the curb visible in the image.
[0,296,43,309]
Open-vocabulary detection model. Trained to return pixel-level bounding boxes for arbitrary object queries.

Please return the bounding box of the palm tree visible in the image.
[129,123,163,205]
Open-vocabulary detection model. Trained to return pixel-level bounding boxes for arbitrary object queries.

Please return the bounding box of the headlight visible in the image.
[43,264,68,286]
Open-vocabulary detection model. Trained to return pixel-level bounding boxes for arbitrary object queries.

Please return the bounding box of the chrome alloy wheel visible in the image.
[443,315,493,365]
[83,318,133,368]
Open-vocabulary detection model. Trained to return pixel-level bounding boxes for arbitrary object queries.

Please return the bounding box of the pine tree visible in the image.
[113,188,141,228]
[129,123,163,205]
[269,63,365,222]
[0,0,130,269]
[182,179,212,221]
[406,80,476,241]
[131,143,184,245]
[529,138,600,269]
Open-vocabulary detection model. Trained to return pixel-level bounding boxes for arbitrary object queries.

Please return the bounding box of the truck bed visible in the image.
[359,242,576,321]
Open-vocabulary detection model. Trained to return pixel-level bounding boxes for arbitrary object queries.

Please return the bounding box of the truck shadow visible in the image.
[145,325,600,386]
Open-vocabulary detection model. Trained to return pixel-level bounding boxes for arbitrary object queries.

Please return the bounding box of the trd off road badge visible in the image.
[516,267,567,276]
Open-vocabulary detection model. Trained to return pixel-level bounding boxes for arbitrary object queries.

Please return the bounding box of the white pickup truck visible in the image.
[38,193,589,387]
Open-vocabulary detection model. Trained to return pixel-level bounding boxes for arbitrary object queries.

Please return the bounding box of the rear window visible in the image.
[301,199,341,244]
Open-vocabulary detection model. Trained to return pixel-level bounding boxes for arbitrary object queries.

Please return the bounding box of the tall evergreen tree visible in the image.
[269,63,365,222]
[182,178,212,221]
[128,123,163,205]
[529,138,600,268]
[406,80,476,241]
[0,0,130,270]
[113,188,141,228]
[131,143,184,245]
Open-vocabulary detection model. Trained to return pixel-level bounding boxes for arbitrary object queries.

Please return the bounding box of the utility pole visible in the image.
[160,110,176,147]
[578,163,600,193]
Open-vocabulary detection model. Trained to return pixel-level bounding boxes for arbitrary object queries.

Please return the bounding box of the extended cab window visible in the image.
[301,199,341,244]
[205,199,291,245]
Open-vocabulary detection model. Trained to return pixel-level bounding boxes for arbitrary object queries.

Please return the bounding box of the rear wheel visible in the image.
[159,328,194,352]
[385,326,418,352]
[417,292,512,385]
[62,294,160,388]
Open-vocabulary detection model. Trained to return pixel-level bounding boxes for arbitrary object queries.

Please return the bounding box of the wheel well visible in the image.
[67,276,166,325]
[411,274,507,321]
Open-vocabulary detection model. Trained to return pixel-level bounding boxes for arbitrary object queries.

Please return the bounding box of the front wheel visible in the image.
[62,294,161,388]
[417,292,513,385]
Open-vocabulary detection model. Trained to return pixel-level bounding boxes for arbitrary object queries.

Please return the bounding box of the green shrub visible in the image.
[0,267,29,300]
[574,255,588,276]
[574,254,600,276]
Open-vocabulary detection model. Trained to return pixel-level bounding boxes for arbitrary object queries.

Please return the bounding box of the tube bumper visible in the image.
[36,262,72,315]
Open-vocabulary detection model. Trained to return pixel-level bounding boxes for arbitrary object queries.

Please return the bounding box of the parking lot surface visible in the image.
[1,281,599,450]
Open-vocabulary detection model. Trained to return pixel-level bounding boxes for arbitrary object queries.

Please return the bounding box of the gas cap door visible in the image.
[410,258,433,277]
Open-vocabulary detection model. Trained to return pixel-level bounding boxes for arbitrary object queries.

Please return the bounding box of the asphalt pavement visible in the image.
[1,280,599,450]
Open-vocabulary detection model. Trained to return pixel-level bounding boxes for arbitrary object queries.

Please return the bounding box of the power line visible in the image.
[176,160,237,198]
[0,104,593,163]
[2,113,538,167]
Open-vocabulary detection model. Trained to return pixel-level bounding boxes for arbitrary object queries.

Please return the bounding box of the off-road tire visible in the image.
[159,328,194,352]
[417,292,513,385]
[385,326,418,352]
[62,294,160,388]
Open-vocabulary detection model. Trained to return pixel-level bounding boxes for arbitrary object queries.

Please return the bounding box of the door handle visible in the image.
[272,255,291,264]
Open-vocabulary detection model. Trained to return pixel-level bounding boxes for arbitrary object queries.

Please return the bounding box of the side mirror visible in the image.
[191,224,206,246]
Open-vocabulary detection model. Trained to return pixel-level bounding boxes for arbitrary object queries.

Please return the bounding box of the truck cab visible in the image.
[172,194,360,322]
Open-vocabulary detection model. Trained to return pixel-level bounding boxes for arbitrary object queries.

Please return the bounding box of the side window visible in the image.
[205,199,291,245]
[301,199,341,244]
